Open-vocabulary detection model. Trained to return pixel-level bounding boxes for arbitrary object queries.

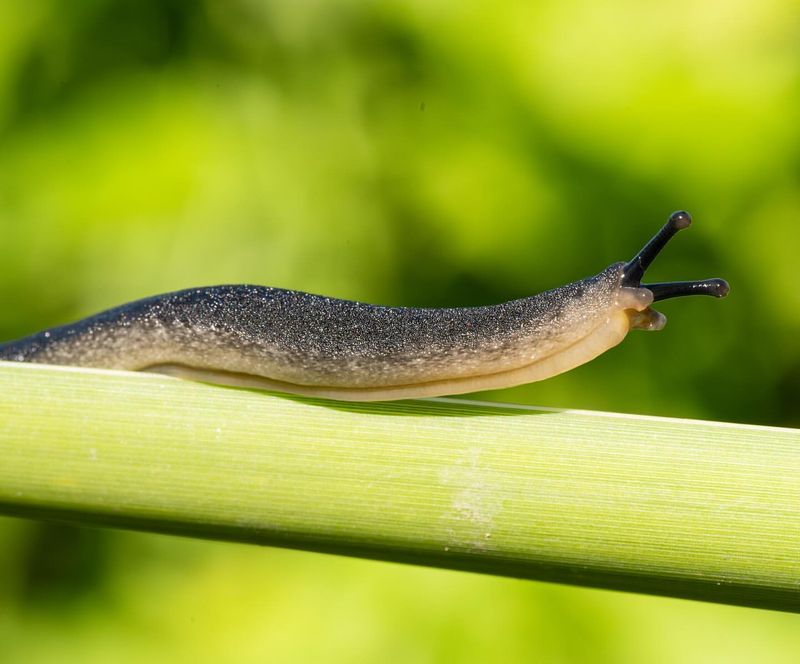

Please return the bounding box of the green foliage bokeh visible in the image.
[1,1,799,661]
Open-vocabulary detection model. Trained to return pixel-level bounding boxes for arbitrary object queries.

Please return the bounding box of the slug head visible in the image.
[618,211,729,331]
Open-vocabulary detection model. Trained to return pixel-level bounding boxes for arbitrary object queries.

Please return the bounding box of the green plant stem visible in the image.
[0,361,798,611]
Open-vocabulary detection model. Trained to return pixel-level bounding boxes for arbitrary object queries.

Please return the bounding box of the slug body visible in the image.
[0,212,728,401]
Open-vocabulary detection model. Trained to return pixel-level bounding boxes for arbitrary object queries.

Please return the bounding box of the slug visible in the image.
[0,211,728,401]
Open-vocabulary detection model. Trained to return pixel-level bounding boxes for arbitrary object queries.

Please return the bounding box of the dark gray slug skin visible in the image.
[0,212,729,397]
[0,267,621,389]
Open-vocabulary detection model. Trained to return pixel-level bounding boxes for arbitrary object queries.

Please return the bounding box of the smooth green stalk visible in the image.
[0,361,798,612]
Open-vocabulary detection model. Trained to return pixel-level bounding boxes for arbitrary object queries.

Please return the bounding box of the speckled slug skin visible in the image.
[0,264,658,400]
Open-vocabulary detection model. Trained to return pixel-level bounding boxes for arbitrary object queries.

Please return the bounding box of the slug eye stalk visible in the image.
[622,210,730,302]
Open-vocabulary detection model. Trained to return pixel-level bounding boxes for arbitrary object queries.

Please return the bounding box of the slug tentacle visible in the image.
[620,210,730,324]
[0,211,729,401]
[644,278,730,302]
[622,210,693,286]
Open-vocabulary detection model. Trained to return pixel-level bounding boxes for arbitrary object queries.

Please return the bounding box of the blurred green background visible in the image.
[1,0,799,661]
